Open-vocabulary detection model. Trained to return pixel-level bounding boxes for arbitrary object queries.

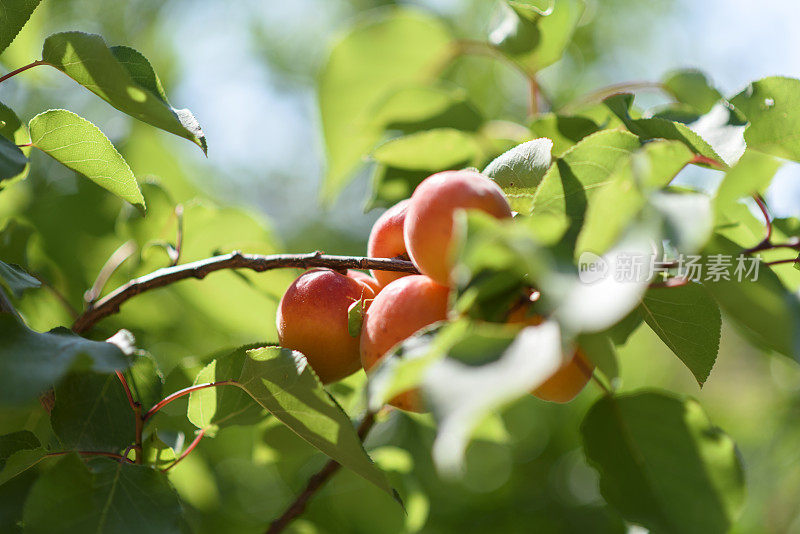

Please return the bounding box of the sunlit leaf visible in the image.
[662,69,723,114]
[482,138,552,213]
[714,151,781,222]
[28,109,144,209]
[582,391,744,534]
[0,0,41,54]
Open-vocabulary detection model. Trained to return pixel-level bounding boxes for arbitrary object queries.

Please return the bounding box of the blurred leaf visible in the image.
[714,151,781,222]
[0,430,45,486]
[426,321,564,474]
[319,8,452,201]
[187,345,265,434]
[603,94,729,165]
[687,102,747,167]
[23,455,185,534]
[577,332,618,381]
[532,129,640,241]
[126,353,163,412]
[650,191,713,254]
[0,101,31,187]
[730,76,800,162]
[482,138,552,213]
[41,32,206,153]
[51,371,135,451]
[0,260,39,298]
[372,85,483,134]
[662,69,723,114]
[0,0,41,54]
[529,113,600,156]
[703,234,800,360]
[0,136,26,182]
[141,432,176,469]
[639,284,721,385]
[581,391,744,534]
[372,128,479,170]
[0,315,129,405]
[29,109,144,209]
[490,0,584,72]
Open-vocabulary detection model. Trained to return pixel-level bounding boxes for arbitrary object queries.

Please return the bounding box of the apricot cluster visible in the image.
[276,169,594,410]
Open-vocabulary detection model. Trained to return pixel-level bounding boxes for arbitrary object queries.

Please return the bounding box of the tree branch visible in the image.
[266,413,376,534]
[72,252,418,334]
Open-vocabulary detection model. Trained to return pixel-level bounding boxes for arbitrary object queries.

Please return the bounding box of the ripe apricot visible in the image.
[277,269,376,384]
[360,275,450,412]
[347,270,382,296]
[404,170,512,285]
[508,311,594,403]
[367,199,411,288]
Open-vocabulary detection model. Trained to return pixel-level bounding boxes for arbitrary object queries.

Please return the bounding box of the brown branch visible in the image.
[266,413,376,534]
[0,60,46,84]
[72,252,417,334]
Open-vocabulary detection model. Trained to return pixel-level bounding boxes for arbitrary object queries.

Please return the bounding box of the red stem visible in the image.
[162,428,206,472]
[753,194,772,242]
[0,60,46,84]
[766,258,800,267]
[116,371,136,411]
[46,450,134,464]
[143,381,240,422]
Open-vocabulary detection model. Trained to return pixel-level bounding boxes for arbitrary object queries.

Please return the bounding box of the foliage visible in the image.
[0,0,799,533]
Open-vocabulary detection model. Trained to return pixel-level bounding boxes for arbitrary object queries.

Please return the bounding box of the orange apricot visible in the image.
[277,268,375,384]
[404,170,512,285]
[347,270,382,296]
[367,199,411,288]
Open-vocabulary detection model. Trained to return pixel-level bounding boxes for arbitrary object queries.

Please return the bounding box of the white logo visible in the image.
[578,252,609,284]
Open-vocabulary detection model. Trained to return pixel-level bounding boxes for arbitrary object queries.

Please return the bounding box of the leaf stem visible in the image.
[72,252,418,334]
[84,240,137,305]
[143,380,240,423]
[116,371,136,411]
[0,60,46,84]
[560,80,666,114]
[265,413,376,534]
[162,428,206,472]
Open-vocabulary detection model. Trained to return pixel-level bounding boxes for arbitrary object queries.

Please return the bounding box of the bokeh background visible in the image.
[1,0,800,532]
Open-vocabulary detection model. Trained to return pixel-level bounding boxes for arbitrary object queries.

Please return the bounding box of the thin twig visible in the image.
[170,204,184,267]
[143,380,240,422]
[560,80,666,114]
[45,450,135,464]
[116,371,136,411]
[72,252,418,334]
[84,240,137,304]
[753,194,772,242]
[133,403,143,464]
[766,258,800,267]
[266,413,376,534]
[162,428,206,472]
[0,60,47,84]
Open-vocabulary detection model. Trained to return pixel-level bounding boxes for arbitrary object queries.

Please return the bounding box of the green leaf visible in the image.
[187,345,264,434]
[23,455,185,534]
[0,315,129,405]
[51,371,135,452]
[650,191,713,254]
[714,150,781,222]
[730,76,800,162]
[141,432,176,469]
[639,284,721,385]
[0,102,31,187]
[348,298,365,338]
[239,347,398,501]
[581,391,744,534]
[28,109,144,209]
[126,353,164,412]
[686,102,747,167]
[531,129,641,240]
[482,138,552,213]
[603,93,730,165]
[0,260,39,299]
[0,135,26,182]
[528,113,600,156]
[319,8,452,201]
[372,85,483,134]
[0,431,45,486]
[372,128,479,170]
[662,69,723,114]
[41,32,206,153]
[490,0,584,72]
[703,234,800,359]
[0,0,41,54]
[577,332,618,381]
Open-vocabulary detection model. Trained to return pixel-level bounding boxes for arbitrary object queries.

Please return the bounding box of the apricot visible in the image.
[277,268,376,384]
[347,270,382,296]
[367,199,411,288]
[404,170,512,285]
[508,311,594,403]
[360,275,450,412]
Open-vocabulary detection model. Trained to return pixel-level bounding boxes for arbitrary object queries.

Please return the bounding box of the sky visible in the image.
[162,0,800,239]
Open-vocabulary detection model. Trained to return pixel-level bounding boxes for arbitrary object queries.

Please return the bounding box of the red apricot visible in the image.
[404,170,512,285]
[367,199,411,288]
[360,275,450,412]
[277,269,375,384]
